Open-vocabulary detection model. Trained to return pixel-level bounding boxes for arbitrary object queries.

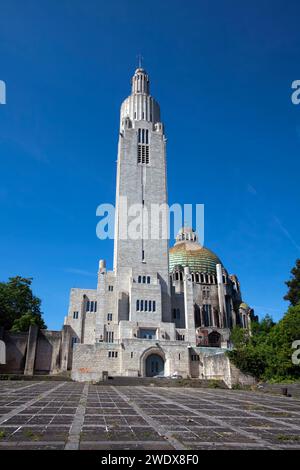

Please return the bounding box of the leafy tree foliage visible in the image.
[228,306,300,381]
[284,258,300,306]
[0,277,46,331]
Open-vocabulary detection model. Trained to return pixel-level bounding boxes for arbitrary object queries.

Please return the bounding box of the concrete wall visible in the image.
[0,331,28,373]
[0,325,72,376]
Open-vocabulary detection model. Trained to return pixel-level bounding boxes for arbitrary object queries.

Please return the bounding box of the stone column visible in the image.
[183,267,196,344]
[61,325,72,372]
[24,325,39,376]
[216,264,226,328]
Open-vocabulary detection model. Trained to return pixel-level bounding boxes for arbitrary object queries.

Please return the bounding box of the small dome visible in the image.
[169,238,222,275]
[239,302,250,310]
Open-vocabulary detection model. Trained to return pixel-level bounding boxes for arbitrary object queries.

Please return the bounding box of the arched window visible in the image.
[143,276,146,284]
[138,276,141,283]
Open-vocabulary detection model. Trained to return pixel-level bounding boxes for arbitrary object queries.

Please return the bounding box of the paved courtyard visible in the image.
[0,381,300,450]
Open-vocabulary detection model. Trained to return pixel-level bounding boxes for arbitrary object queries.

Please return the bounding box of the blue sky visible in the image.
[0,0,300,329]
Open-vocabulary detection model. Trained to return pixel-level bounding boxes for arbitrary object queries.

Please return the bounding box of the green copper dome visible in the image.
[169,227,222,275]
[169,241,222,275]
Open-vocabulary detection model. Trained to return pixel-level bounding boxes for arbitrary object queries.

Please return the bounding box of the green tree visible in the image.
[284,259,300,306]
[0,276,46,331]
[263,304,300,380]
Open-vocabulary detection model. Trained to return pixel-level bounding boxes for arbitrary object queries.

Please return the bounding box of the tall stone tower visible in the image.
[113,67,171,323]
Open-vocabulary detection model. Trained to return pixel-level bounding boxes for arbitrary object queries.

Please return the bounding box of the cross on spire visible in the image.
[137,54,144,69]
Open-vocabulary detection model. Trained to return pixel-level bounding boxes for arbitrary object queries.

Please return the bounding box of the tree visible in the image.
[284,259,300,306]
[0,276,46,331]
[263,304,300,380]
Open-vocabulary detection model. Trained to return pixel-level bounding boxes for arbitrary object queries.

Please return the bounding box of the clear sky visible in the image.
[0,0,300,329]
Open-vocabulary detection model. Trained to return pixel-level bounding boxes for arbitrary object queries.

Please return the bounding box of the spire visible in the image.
[131,63,150,95]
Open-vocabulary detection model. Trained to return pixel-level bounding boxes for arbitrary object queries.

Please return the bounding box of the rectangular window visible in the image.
[131,352,133,358]
[149,300,152,311]
[147,276,150,284]
[86,300,90,312]
[73,311,79,319]
[71,337,78,348]
[90,301,94,312]
[176,333,185,341]
[107,313,113,321]
[94,301,97,312]
[136,299,140,311]
[106,331,114,343]
[152,301,156,312]
[140,300,144,311]
[144,300,148,311]
[108,285,113,291]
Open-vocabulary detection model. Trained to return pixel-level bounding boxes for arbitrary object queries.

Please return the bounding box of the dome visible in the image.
[169,228,222,275]
[239,302,250,310]
[169,242,222,274]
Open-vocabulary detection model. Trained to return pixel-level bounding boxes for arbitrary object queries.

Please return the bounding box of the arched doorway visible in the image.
[145,354,164,377]
[208,331,221,348]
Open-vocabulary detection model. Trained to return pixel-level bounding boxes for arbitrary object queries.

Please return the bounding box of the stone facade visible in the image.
[0,67,254,387]
[64,67,254,384]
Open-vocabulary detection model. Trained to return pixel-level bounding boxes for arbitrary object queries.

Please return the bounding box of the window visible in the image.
[191,354,200,361]
[142,250,145,261]
[136,299,156,312]
[137,128,150,164]
[107,313,113,321]
[173,308,180,320]
[71,337,78,348]
[108,285,113,292]
[203,304,212,326]
[138,275,150,284]
[108,351,118,358]
[73,311,79,319]
[131,352,134,358]
[178,353,181,360]
[106,331,114,343]
[176,333,185,341]
[85,300,97,312]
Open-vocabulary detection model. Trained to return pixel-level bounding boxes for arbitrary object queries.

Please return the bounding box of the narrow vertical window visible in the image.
[153,301,156,312]
[145,300,148,311]
[140,300,144,311]
[149,300,152,311]
[147,276,150,284]
[136,299,140,311]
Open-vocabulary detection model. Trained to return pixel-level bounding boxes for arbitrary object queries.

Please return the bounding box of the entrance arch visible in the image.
[208,331,221,347]
[145,354,164,377]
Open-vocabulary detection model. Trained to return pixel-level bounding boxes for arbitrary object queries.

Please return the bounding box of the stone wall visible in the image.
[0,325,72,376]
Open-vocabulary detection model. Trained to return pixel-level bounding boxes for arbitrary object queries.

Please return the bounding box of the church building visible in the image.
[64,67,253,382]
